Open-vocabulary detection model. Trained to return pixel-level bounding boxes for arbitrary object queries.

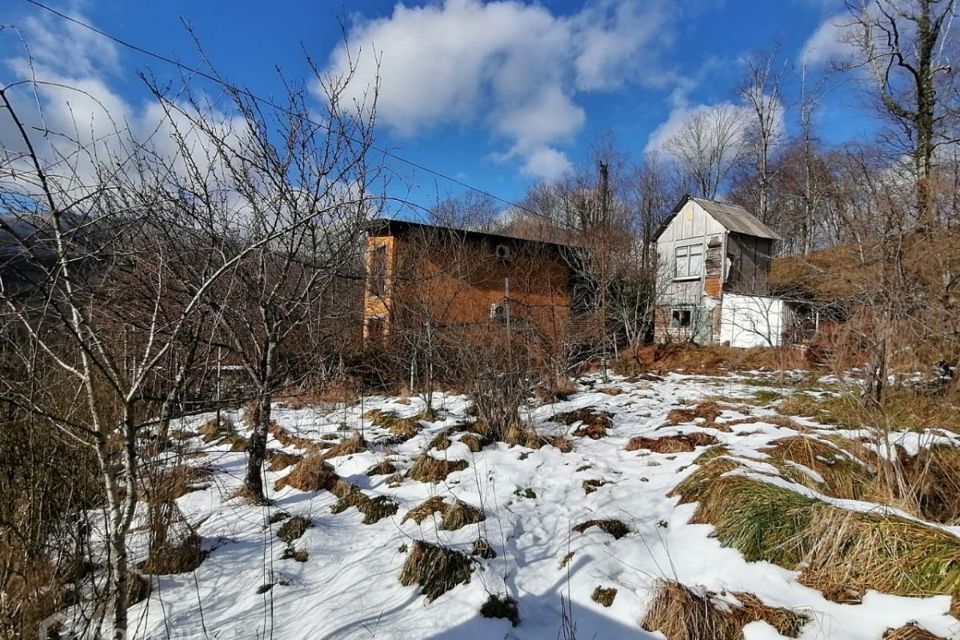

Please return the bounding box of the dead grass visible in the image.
[625,432,720,453]
[366,460,398,476]
[402,496,485,530]
[331,489,399,524]
[641,579,808,639]
[139,534,207,575]
[551,408,613,439]
[364,409,426,440]
[882,623,946,639]
[480,594,520,626]
[503,424,547,448]
[906,444,960,525]
[618,343,811,376]
[428,432,451,451]
[199,416,235,443]
[779,390,960,434]
[146,465,213,504]
[762,436,874,499]
[399,540,473,602]
[277,516,312,544]
[321,434,367,460]
[572,519,630,539]
[268,422,323,453]
[591,586,617,607]
[582,479,608,494]
[273,453,340,492]
[672,469,960,611]
[266,450,302,472]
[408,455,469,483]
[459,433,484,452]
[549,435,573,453]
[471,537,496,559]
[666,401,723,428]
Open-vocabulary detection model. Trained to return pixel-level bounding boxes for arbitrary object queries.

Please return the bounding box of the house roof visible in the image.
[654,195,782,241]
[364,218,583,251]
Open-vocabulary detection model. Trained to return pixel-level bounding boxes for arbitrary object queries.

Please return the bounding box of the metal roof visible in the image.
[654,195,782,241]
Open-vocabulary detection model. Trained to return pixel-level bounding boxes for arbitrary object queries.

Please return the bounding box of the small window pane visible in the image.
[688,246,702,277]
[675,247,688,278]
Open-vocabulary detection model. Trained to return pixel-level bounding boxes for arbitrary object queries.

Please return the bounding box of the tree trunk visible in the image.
[244,390,272,502]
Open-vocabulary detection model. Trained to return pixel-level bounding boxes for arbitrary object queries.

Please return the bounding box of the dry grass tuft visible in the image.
[471,537,497,559]
[268,422,323,453]
[572,519,630,539]
[882,623,946,639]
[199,416,235,443]
[439,499,485,531]
[147,465,213,504]
[408,454,469,483]
[672,468,960,609]
[762,436,873,499]
[399,540,473,602]
[641,580,808,639]
[266,450,302,472]
[364,409,426,440]
[331,489,399,524]
[551,408,613,439]
[626,432,720,453]
[321,433,367,460]
[402,496,485,530]
[277,516,312,544]
[666,401,723,428]
[480,594,520,626]
[503,424,547,448]
[403,496,447,525]
[582,479,608,494]
[906,444,960,524]
[273,453,340,492]
[596,386,623,396]
[549,435,573,452]
[139,534,207,575]
[591,586,617,607]
[366,460,398,476]
[459,433,484,452]
[428,432,451,451]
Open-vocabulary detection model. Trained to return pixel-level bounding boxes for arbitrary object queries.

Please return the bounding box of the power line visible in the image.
[20,0,567,227]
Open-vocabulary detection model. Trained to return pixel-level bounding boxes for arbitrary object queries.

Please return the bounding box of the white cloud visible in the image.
[322,0,674,180]
[799,12,855,67]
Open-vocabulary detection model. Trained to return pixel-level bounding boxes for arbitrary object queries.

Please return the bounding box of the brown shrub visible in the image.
[398,540,472,602]
[641,580,808,639]
[408,455,469,483]
[626,432,720,453]
[572,519,630,539]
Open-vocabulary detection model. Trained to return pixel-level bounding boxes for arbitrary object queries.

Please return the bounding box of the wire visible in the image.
[20,0,570,228]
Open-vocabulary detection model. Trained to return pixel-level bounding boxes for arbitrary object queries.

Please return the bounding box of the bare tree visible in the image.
[844,0,959,226]
[739,48,786,224]
[665,104,749,199]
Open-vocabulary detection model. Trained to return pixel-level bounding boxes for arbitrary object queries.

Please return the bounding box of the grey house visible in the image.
[653,195,783,346]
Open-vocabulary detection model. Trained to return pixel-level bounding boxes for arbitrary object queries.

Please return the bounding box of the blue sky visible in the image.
[1,0,871,213]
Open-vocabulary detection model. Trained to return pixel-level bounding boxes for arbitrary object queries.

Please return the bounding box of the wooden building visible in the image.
[653,195,783,345]
[362,219,576,346]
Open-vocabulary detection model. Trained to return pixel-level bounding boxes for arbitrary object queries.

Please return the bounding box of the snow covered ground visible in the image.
[116,372,959,639]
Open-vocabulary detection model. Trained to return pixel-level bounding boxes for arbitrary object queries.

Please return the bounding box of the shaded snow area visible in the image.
[112,373,958,639]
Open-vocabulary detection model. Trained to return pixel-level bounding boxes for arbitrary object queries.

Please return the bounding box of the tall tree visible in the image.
[665,104,748,199]
[845,0,959,226]
[739,48,786,224]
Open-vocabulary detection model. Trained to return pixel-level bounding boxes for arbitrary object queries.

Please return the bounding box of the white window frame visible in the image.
[674,243,703,280]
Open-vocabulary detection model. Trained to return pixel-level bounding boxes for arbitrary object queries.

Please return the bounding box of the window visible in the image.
[369,245,388,297]
[671,308,692,328]
[674,244,703,279]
